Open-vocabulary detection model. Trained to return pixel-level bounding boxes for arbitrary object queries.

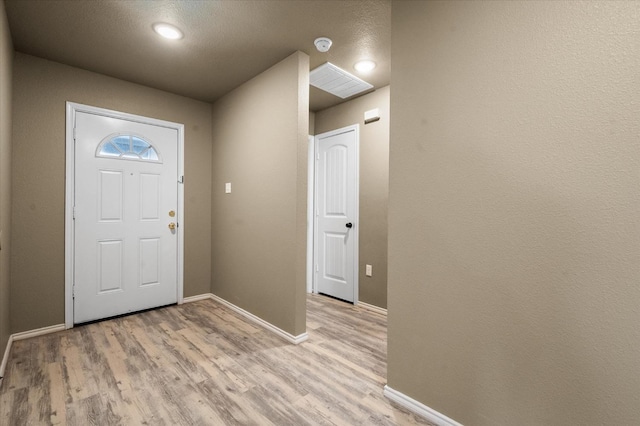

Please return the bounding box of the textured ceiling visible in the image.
[5,0,391,111]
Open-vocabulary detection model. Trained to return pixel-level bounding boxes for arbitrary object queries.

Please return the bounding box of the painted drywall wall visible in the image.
[11,53,212,333]
[314,86,390,308]
[0,0,12,358]
[388,2,640,425]
[211,51,309,336]
[309,111,315,136]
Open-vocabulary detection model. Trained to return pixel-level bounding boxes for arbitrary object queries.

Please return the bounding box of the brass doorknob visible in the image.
[168,222,176,230]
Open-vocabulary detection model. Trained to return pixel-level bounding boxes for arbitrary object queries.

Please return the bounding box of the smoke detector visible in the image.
[314,37,332,53]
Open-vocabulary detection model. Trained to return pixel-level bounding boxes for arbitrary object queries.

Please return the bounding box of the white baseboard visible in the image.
[12,324,66,341]
[383,385,463,426]
[0,335,13,384]
[0,323,66,386]
[209,294,308,345]
[356,301,387,315]
[181,294,214,304]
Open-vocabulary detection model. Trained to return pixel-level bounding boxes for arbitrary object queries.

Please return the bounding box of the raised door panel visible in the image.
[97,240,123,293]
[98,170,123,222]
[323,232,347,283]
[139,238,160,286]
[323,145,348,218]
[140,173,161,221]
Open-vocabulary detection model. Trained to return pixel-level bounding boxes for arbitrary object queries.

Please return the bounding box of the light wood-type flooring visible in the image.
[0,294,434,425]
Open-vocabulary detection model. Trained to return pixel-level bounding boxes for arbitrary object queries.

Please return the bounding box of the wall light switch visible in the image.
[365,264,372,277]
[225,182,231,194]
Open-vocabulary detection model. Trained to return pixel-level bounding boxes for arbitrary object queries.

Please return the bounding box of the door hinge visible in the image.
[178,176,184,184]
[315,264,319,272]
[73,127,77,141]
[73,205,76,220]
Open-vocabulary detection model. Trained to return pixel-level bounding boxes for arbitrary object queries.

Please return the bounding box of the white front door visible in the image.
[73,110,180,323]
[314,125,358,303]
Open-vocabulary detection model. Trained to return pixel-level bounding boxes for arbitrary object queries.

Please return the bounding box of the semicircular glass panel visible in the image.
[96,134,162,163]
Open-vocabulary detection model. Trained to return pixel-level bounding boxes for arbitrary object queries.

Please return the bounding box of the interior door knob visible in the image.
[168,222,176,230]
[346,222,353,228]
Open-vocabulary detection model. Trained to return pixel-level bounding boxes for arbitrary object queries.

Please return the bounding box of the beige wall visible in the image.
[388,2,640,425]
[0,0,12,357]
[11,53,212,332]
[315,86,390,308]
[308,111,315,136]
[210,52,309,336]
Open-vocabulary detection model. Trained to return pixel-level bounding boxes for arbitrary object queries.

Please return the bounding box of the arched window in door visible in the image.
[96,134,162,162]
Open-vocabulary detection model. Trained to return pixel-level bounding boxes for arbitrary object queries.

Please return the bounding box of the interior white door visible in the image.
[315,125,358,302]
[74,111,179,323]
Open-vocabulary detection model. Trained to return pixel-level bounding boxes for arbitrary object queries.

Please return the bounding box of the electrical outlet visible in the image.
[225,182,231,194]
[365,264,372,277]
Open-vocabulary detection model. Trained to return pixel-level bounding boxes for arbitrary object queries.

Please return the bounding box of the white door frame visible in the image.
[64,102,185,329]
[312,124,359,302]
[307,135,315,294]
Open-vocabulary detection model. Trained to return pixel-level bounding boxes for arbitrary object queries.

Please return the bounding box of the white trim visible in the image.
[383,385,464,426]
[12,324,66,341]
[65,102,185,328]
[209,294,308,345]
[1,323,66,386]
[176,120,185,305]
[313,124,360,303]
[0,336,12,384]
[356,301,387,315]
[65,103,75,328]
[355,125,360,303]
[312,131,318,296]
[181,294,213,304]
[307,135,315,294]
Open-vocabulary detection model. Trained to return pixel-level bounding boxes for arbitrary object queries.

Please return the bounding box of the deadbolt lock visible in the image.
[168,222,176,230]
[169,210,175,217]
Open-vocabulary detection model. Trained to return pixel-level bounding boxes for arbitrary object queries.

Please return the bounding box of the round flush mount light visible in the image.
[153,23,183,40]
[354,60,376,73]
[314,37,332,53]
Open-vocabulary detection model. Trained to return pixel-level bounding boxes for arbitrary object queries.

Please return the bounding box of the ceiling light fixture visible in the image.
[354,60,376,73]
[314,37,333,53]
[153,23,183,40]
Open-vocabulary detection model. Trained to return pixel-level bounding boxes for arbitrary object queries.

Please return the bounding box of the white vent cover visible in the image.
[310,62,373,99]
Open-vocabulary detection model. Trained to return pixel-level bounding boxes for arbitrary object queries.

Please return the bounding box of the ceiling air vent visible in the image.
[310,62,373,99]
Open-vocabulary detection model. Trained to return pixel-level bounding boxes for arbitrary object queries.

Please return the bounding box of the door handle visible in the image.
[345,222,353,229]
[168,222,176,230]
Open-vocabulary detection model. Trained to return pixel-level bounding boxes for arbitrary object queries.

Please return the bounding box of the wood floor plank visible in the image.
[0,386,13,424]
[8,387,29,425]
[26,374,50,424]
[0,294,435,425]
[47,362,66,425]
[98,322,128,360]
[60,334,99,403]
[3,341,30,391]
